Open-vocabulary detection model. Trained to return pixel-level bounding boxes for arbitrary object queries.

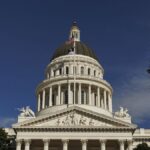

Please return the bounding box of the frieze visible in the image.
[56,112,95,126]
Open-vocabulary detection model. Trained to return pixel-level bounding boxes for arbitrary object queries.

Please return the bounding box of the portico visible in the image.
[16,138,133,150]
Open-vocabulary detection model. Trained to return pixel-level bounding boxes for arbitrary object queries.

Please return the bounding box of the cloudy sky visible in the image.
[0,0,150,128]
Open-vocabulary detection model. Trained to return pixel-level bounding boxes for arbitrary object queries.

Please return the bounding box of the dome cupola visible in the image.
[51,22,98,61]
[36,22,113,117]
[69,21,80,42]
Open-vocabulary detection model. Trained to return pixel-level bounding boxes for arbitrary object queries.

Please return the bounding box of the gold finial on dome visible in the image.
[69,21,80,41]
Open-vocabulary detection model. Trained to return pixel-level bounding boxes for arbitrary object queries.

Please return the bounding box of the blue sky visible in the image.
[0,0,150,128]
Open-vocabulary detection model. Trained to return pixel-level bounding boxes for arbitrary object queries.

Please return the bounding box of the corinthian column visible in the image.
[42,89,46,109]
[43,139,50,150]
[16,139,22,150]
[81,139,87,150]
[97,87,100,107]
[49,86,52,106]
[88,85,91,105]
[100,140,106,150]
[119,140,125,150]
[58,84,61,105]
[127,140,133,150]
[62,139,69,150]
[68,83,72,104]
[104,90,107,109]
[24,139,31,150]
[78,83,81,104]
[38,93,41,111]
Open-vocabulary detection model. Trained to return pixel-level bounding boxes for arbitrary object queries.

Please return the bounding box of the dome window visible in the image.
[94,70,96,76]
[59,68,62,75]
[66,66,69,75]
[88,68,91,75]
[81,66,84,75]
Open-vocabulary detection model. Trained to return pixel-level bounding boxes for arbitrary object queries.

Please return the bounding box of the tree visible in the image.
[134,143,150,150]
[0,128,8,150]
[0,128,16,150]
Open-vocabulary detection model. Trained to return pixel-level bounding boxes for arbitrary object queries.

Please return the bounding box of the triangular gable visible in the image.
[13,106,137,129]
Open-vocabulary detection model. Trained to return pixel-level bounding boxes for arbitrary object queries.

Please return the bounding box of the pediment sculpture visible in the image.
[114,107,130,118]
[56,112,94,126]
[18,106,35,117]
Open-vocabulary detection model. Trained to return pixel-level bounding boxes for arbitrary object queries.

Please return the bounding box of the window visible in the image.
[88,68,90,75]
[94,70,96,76]
[59,68,62,75]
[66,66,69,75]
[81,67,84,75]
[64,90,68,104]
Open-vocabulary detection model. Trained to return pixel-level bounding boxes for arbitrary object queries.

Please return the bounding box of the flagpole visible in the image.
[73,40,76,104]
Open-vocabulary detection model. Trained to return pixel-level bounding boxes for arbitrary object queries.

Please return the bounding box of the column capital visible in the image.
[24,139,31,144]
[81,139,88,144]
[62,139,69,144]
[119,139,126,143]
[43,139,50,143]
[99,139,106,144]
[127,139,133,144]
[16,139,22,144]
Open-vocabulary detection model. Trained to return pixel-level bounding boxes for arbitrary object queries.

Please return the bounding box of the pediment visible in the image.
[13,106,136,129]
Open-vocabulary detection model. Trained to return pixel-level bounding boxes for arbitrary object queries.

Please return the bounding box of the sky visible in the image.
[0,0,150,128]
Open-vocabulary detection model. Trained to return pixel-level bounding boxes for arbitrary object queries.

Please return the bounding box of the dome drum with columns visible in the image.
[12,22,150,150]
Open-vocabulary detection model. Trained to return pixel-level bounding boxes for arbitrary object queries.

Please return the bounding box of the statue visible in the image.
[114,107,130,118]
[89,119,94,126]
[70,112,78,125]
[18,106,35,117]
[79,116,86,125]
[62,115,71,126]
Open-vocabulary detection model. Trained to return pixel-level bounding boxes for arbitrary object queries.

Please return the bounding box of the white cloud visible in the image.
[0,117,16,127]
[113,72,150,124]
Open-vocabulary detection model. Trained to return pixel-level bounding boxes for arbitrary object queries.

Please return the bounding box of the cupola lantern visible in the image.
[69,21,80,41]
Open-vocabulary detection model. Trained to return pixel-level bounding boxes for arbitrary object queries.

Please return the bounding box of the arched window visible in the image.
[66,66,69,75]
[64,90,68,104]
[81,66,84,75]
[88,68,90,75]
[59,68,62,75]
[94,70,96,76]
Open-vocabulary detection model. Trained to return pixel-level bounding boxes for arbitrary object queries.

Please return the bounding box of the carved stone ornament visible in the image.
[114,107,130,118]
[18,106,35,117]
[56,112,95,126]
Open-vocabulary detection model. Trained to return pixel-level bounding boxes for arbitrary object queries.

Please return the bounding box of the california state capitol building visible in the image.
[8,22,150,150]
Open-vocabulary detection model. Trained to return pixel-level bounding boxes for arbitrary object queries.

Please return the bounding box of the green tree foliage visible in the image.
[134,143,150,150]
[0,128,16,150]
[0,128,8,150]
